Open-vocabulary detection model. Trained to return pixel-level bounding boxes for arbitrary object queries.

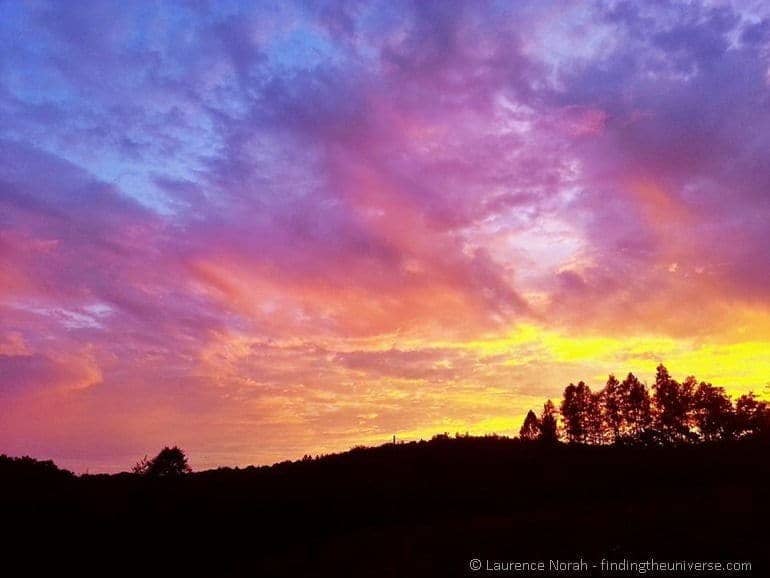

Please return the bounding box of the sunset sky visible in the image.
[2,0,770,472]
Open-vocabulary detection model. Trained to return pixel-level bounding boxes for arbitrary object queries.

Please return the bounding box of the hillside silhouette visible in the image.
[3,436,767,577]
[2,366,768,577]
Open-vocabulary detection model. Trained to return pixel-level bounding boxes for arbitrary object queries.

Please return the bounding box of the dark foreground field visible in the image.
[3,438,768,577]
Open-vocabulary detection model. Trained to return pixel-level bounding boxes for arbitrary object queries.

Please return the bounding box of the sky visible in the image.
[1,0,770,473]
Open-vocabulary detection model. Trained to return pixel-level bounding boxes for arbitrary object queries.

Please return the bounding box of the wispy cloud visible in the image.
[1,0,769,471]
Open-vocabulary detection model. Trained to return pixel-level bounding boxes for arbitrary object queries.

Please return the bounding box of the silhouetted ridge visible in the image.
[1,435,768,577]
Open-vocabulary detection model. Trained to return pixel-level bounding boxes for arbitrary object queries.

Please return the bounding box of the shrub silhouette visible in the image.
[133,446,191,477]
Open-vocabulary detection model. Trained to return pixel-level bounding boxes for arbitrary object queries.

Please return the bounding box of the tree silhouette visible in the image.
[652,365,695,443]
[561,381,593,443]
[519,410,541,441]
[692,382,733,441]
[133,446,191,477]
[602,374,624,442]
[132,455,151,474]
[518,365,768,446]
[624,373,652,441]
[539,400,559,444]
[734,393,768,438]
[587,389,605,445]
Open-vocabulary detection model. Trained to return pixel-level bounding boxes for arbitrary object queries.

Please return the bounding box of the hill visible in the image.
[2,437,767,577]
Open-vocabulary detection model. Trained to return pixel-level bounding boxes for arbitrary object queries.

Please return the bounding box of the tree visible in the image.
[561,381,593,443]
[652,365,694,443]
[624,373,652,441]
[602,374,624,442]
[734,393,769,439]
[540,399,560,444]
[132,455,151,475]
[519,410,541,441]
[133,446,191,478]
[692,382,733,441]
[523,366,767,447]
[587,390,606,445]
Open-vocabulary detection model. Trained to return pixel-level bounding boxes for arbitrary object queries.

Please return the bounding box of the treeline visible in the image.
[0,454,73,478]
[520,364,769,445]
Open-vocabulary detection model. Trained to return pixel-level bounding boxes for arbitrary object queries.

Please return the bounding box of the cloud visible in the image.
[1,0,769,471]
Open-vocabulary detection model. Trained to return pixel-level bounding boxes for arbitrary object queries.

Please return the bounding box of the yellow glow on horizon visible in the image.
[428,322,770,397]
[187,311,770,466]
